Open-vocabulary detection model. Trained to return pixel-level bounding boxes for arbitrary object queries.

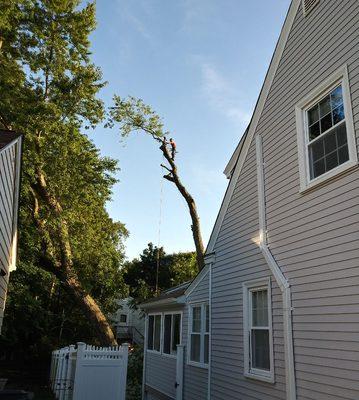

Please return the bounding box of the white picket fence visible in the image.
[50,342,129,400]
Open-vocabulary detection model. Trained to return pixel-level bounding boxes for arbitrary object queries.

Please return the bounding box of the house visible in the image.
[0,130,22,334]
[113,297,145,345]
[141,273,210,400]
[142,0,359,399]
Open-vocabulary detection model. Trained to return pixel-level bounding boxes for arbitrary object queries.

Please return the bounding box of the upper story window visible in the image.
[243,279,274,383]
[296,66,358,192]
[188,303,209,367]
[147,312,182,356]
[119,314,127,324]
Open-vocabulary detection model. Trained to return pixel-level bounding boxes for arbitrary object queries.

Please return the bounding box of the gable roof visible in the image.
[206,0,302,254]
[0,130,22,151]
[139,281,190,310]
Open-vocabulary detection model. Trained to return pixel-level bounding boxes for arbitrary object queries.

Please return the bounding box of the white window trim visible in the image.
[296,64,358,192]
[187,302,209,369]
[243,278,274,383]
[146,311,182,357]
[162,311,183,359]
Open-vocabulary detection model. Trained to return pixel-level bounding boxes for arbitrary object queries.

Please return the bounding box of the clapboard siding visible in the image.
[0,141,17,332]
[183,272,209,400]
[251,0,359,399]
[211,133,286,400]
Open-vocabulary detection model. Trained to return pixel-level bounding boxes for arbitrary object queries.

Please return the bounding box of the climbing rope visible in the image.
[155,161,165,295]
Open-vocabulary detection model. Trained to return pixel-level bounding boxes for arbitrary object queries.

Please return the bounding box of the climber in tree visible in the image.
[169,138,176,160]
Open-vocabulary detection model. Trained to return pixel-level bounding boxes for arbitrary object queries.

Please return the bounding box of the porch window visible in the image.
[188,303,209,367]
[296,66,357,191]
[243,279,274,382]
[147,314,162,352]
[163,313,182,355]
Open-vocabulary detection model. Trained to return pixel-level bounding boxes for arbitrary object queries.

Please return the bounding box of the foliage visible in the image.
[123,243,197,303]
[0,0,128,352]
[126,345,143,400]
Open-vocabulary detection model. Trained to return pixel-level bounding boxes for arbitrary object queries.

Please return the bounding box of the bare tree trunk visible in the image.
[159,142,205,270]
[31,168,118,346]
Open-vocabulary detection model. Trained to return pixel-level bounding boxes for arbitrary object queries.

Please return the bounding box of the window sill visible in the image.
[187,360,209,369]
[244,371,275,384]
[299,160,358,193]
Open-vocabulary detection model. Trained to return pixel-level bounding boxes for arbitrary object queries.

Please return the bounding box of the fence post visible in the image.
[72,342,86,400]
[64,345,75,400]
[175,345,184,400]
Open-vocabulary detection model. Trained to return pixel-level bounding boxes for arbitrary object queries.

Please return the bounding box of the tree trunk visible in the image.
[160,143,205,270]
[32,168,118,346]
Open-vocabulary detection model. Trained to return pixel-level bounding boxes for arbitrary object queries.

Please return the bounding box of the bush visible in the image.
[126,345,143,400]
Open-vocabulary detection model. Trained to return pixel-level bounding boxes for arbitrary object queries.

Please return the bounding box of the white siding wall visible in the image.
[0,141,17,332]
[211,139,286,400]
[256,1,359,398]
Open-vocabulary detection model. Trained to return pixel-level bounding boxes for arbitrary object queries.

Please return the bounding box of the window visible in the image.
[296,66,357,191]
[119,314,127,324]
[147,314,162,352]
[147,312,182,356]
[163,313,182,355]
[188,303,209,367]
[243,279,274,383]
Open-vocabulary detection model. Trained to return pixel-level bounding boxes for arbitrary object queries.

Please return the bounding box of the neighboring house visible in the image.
[141,274,210,400]
[114,297,145,345]
[141,1,359,399]
[0,130,22,334]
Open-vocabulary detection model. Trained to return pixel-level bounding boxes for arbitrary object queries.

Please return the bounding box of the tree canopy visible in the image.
[0,0,128,347]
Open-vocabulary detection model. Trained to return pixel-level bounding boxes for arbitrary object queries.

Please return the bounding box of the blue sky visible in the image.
[88,0,290,260]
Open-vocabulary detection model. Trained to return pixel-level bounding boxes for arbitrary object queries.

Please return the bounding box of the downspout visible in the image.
[256,135,297,400]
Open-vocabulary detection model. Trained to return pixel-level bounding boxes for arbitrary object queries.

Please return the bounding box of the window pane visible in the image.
[252,289,268,327]
[204,334,209,364]
[120,314,127,323]
[324,130,337,154]
[337,123,347,146]
[154,315,161,351]
[311,158,325,178]
[338,145,349,164]
[205,305,209,333]
[192,307,201,333]
[190,334,201,362]
[320,112,332,133]
[333,104,344,125]
[163,315,172,354]
[309,121,320,140]
[319,95,331,117]
[172,314,181,353]
[308,105,319,125]
[330,85,343,109]
[311,139,324,162]
[251,329,270,371]
[325,151,339,171]
[148,316,154,350]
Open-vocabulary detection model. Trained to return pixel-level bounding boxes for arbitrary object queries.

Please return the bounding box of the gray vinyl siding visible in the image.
[146,351,177,399]
[256,1,359,399]
[211,1,359,399]
[0,142,17,333]
[211,138,286,400]
[183,271,209,400]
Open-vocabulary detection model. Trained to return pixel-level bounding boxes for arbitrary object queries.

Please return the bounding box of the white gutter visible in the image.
[256,135,297,400]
